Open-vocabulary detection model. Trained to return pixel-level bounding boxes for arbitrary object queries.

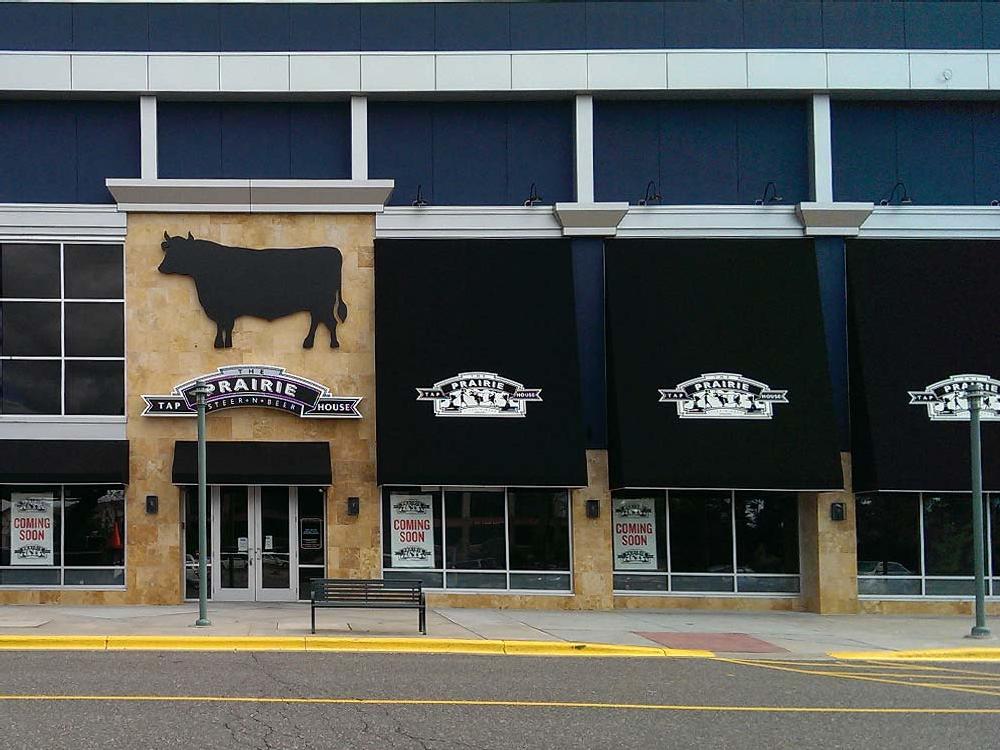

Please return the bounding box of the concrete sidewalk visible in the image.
[0,603,995,657]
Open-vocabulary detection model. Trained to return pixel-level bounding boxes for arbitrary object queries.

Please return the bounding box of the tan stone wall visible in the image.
[121,212,378,604]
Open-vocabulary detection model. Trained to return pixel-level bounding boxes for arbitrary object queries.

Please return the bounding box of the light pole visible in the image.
[191,380,212,628]
[967,388,991,639]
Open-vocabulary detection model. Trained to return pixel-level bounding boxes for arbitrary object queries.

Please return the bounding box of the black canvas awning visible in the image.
[848,240,1000,492]
[605,239,843,491]
[375,238,588,487]
[0,440,129,484]
[172,441,331,485]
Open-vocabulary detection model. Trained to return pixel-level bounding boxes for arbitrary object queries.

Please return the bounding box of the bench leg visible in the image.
[311,604,316,635]
[419,605,426,635]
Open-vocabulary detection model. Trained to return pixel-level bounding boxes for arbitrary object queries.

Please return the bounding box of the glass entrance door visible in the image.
[211,486,297,602]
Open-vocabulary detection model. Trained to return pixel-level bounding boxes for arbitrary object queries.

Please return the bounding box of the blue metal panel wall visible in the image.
[572,238,607,449]
[815,237,849,450]
[509,2,586,49]
[149,4,220,52]
[158,102,350,180]
[0,2,71,50]
[220,3,289,51]
[289,4,361,51]
[663,1,744,48]
[744,0,822,48]
[360,2,434,51]
[821,0,904,48]
[369,101,574,206]
[72,3,148,51]
[833,101,996,205]
[585,1,665,49]
[435,2,509,51]
[0,100,138,203]
[904,1,983,49]
[595,100,808,205]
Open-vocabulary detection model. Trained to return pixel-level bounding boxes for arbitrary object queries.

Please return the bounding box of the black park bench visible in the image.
[309,578,426,635]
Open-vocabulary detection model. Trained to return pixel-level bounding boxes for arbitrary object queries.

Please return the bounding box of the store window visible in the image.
[612,490,800,594]
[0,485,125,587]
[381,487,572,591]
[856,492,997,597]
[0,243,125,416]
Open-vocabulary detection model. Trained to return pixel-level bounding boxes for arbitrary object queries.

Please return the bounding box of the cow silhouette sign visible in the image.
[159,232,349,349]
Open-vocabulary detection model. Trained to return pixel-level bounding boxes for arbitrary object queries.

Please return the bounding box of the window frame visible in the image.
[611,489,801,597]
[380,486,574,594]
[0,483,126,590]
[857,490,999,599]
[0,240,126,419]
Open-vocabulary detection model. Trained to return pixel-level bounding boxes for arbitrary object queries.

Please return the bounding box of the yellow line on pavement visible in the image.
[861,660,1000,679]
[0,694,996,713]
[719,658,1000,699]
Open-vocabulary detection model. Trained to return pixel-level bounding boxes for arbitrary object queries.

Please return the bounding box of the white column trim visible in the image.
[810,93,833,203]
[351,95,369,181]
[140,95,158,180]
[574,94,595,204]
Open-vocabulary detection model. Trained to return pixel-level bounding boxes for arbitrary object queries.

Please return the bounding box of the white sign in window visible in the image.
[389,493,435,568]
[613,497,658,571]
[10,492,55,566]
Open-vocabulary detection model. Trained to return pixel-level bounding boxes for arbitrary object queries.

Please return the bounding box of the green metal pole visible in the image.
[968,389,990,639]
[194,381,211,627]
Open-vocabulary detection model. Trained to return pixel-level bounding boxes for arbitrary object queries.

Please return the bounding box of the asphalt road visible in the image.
[0,652,998,749]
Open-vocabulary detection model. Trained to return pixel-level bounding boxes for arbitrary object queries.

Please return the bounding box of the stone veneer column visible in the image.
[570,449,614,609]
[798,453,859,614]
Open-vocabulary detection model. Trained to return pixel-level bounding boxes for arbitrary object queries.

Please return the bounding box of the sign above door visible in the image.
[142,364,362,419]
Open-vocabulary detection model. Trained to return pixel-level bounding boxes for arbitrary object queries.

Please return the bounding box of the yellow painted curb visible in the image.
[306,637,505,655]
[0,635,107,651]
[501,640,704,658]
[107,636,307,651]
[831,647,1000,662]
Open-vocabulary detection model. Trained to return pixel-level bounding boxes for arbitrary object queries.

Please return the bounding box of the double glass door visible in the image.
[213,486,297,601]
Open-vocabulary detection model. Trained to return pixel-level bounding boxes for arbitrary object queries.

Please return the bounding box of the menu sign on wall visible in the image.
[10,493,54,566]
[389,494,435,568]
[612,497,658,571]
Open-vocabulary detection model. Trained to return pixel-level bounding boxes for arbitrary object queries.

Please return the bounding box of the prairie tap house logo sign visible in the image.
[416,371,542,418]
[658,372,789,420]
[142,365,362,418]
[908,373,1000,421]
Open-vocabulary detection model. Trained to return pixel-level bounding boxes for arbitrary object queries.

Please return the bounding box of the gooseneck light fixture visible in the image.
[879,181,912,206]
[754,181,783,205]
[412,184,429,207]
[523,182,543,207]
[637,180,661,206]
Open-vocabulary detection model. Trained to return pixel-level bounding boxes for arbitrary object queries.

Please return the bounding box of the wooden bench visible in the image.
[309,578,426,635]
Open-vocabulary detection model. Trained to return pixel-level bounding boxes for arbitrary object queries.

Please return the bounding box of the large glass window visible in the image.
[857,492,997,598]
[382,487,572,591]
[0,243,124,416]
[0,485,124,587]
[612,489,800,595]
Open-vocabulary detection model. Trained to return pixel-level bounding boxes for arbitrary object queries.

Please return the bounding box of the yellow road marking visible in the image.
[719,658,1000,699]
[0,693,995,713]
[861,660,1000,678]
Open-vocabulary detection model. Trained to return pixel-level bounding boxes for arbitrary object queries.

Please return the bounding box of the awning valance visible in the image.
[848,239,1000,492]
[0,440,129,484]
[605,238,842,491]
[375,238,588,488]
[172,441,331,485]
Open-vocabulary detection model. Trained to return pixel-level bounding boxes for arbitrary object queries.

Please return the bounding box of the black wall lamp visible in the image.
[879,181,912,206]
[145,495,158,515]
[411,184,429,207]
[754,181,783,205]
[637,180,661,206]
[347,496,360,516]
[585,499,600,519]
[830,502,846,522]
[523,182,543,207]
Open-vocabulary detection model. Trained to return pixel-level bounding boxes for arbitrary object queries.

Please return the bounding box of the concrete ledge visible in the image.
[554,202,629,237]
[831,647,1000,662]
[795,201,874,236]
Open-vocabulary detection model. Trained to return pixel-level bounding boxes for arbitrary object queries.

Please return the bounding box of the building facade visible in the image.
[1,0,1000,615]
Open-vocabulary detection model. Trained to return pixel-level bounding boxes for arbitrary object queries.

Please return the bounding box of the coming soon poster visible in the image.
[389,494,435,568]
[10,493,54,566]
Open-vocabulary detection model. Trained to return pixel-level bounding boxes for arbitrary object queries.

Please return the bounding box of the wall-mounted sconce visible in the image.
[523,182,543,207]
[754,181,783,205]
[830,502,846,522]
[145,495,158,515]
[585,499,600,519]
[347,496,360,516]
[991,200,999,207]
[879,181,912,206]
[637,180,661,206]
[411,184,429,208]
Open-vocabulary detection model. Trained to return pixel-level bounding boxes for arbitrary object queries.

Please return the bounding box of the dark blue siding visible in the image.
[289,4,361,52]
[595,100,809,205]
[0,2,72,51]
[984,2,1000,49]
[904,1,983,50]
[822,0,904,48]
[833,101,998,206]
[509,2,586,50]
[435,2,509,51]
[369,101,574,206]
[220,3,289,52]
[572,238,607,449]
[744,0,822,48]
[663,1,744,48]
[158,102,349,180]
[72,3,148,51]
[149,4,220,52]
[360,2,434,51]
[585,1,665,50]
[815,237,849,451]
[0,101,138,204]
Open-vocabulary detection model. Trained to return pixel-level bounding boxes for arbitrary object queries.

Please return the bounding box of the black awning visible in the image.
[0,440,129,484]
[375,238,588,487]
[848,240,1000,492]
[605,239,843,491]
[172,441,331,485]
